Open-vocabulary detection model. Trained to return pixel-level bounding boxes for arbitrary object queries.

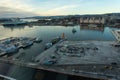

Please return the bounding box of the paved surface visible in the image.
[1,41,120,80]
[1,58,120,80]
[34,41,120,79]
[35,41,120,65]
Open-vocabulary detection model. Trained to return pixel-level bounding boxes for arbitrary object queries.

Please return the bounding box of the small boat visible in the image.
[43,59,57,65]
[1,18,27,26]
[0,52,6,57]
[44,43,52,50]
[45,37,62,50]
[72,28,77,33]
[51,37,61,44]
[34,38,42,43]
[1,21,27,26]
[45,33,67,50]
[21,41,33,48]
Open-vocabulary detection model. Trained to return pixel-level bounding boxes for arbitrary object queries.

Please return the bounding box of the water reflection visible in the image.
[3,25,33,31]
[80,25,104,32]
[0,25,117,41]
[0,25,118,80]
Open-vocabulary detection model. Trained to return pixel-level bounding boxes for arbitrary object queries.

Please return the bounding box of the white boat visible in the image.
[45,43,52,50]
[1,18,27,26]
[72,28,77,33]
[2,21,27,26]
[34,38,42,43]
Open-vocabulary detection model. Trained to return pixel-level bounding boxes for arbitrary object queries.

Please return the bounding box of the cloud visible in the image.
[0,0,33,12]
[0,0,39,17]
[0,6,37,18]
[41,5,79,15]
[0,0,120,17]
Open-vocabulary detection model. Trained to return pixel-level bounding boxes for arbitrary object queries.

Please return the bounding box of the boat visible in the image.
[44,43,52,50]
[1,18,27,26]
[45,37,62,50]
[34,38,42,43]
[21,41,33,48]
[0,52,6,57]
[51,37,61,44]
[44,33,67,50]
[43,59,57,65]
[72,28,77,33]
[2,21,27,26]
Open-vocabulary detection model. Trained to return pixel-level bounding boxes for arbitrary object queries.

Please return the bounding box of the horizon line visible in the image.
[0,12,120,18]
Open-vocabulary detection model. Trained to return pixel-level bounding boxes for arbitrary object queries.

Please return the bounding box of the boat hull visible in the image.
[2,22,27,26]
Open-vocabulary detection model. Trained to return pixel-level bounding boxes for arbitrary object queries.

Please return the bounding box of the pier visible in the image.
[0,41,120,80]
[35,41,120,65]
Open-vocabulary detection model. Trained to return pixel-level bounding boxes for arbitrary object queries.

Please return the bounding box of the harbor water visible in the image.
[0,25,118,80]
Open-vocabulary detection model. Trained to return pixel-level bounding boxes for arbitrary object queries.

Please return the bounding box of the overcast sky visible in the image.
[0,0,120,18]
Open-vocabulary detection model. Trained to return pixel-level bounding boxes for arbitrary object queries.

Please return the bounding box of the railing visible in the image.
[0,74,16,80]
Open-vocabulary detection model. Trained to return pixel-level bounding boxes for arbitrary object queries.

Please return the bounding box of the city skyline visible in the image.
[0,0,120,18]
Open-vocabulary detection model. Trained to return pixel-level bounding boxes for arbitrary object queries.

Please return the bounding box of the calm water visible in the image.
[0,25,118,80]
[0,25,116,40]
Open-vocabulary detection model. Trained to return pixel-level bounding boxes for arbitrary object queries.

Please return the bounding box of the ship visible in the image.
[1,18,27,26]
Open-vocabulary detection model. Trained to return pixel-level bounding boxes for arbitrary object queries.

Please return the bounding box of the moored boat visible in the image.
[34,38,42,43]
[2,21,27,26]
[1,18,27,26]
[72,28,77,33]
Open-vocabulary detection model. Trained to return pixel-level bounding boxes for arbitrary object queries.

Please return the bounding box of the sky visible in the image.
[0,0,120,18]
